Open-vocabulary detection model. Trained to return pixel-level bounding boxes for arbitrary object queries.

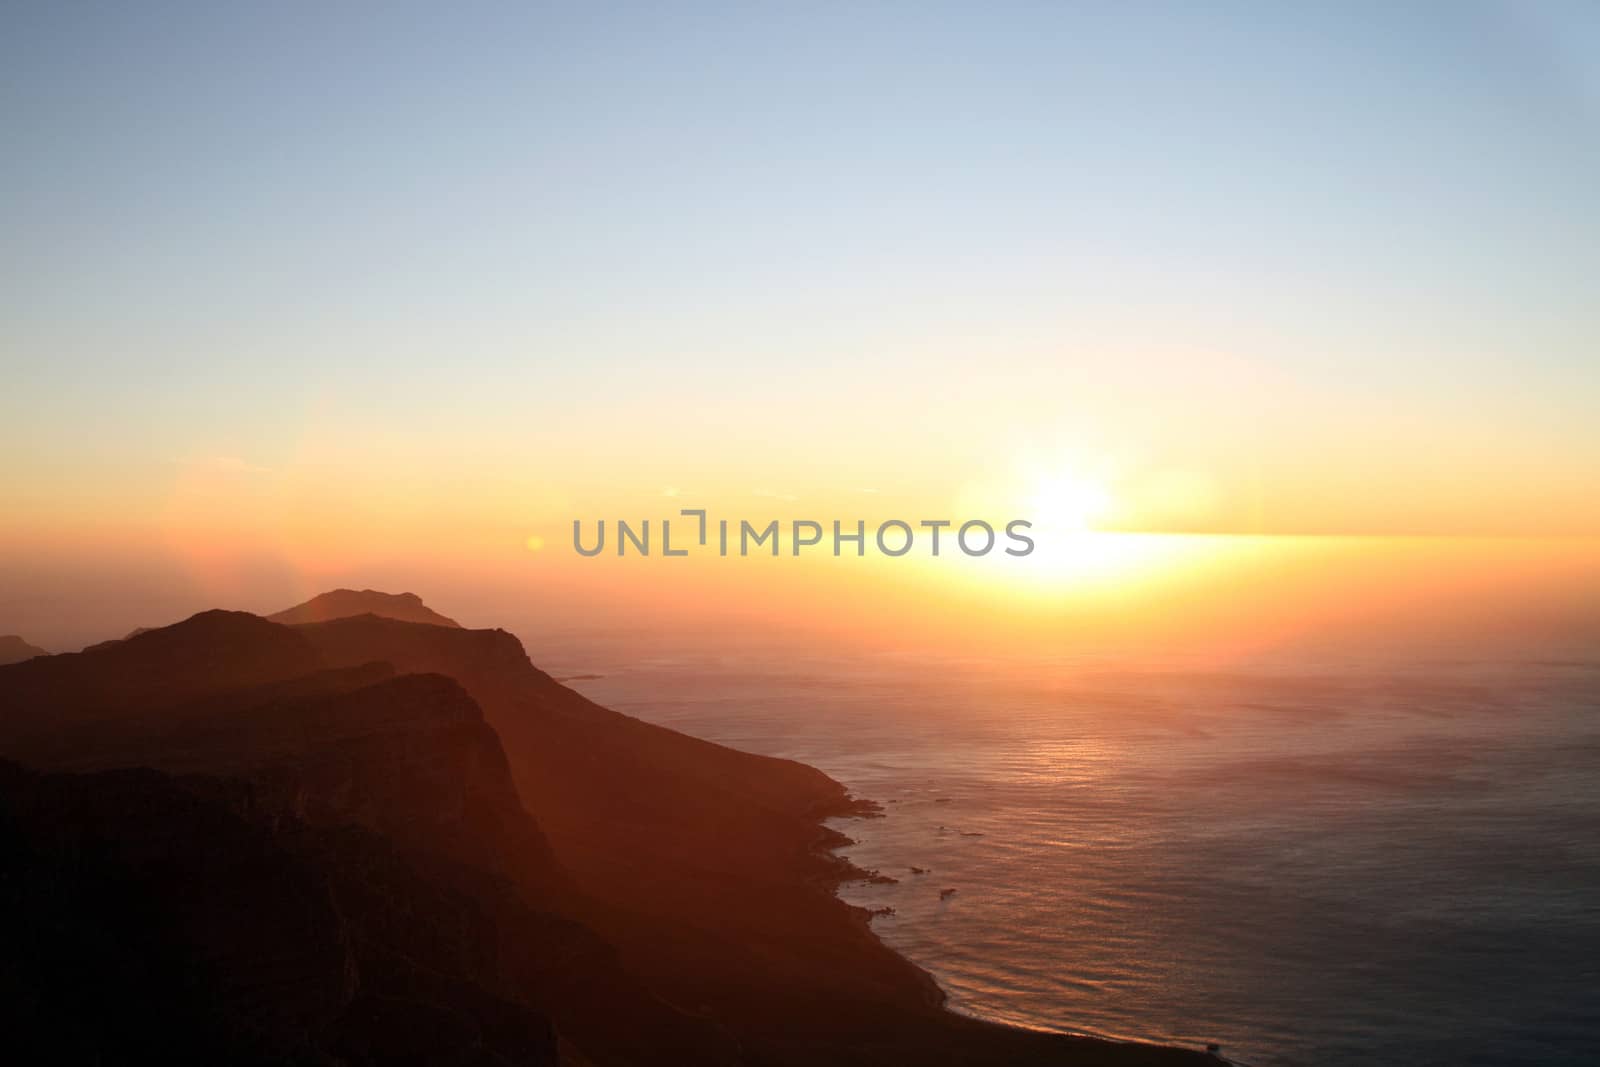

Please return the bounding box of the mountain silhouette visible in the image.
[0,635,47,666]
[0,611,322,721]
[269,589,461,628]
[0,593,1211,1066]
[0,611,735,1065]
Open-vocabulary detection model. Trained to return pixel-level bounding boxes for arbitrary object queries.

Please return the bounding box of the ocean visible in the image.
[544,639,1600,1066]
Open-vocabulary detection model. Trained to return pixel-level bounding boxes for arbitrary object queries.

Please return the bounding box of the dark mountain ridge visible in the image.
[0,610,731,1065]
[0,610,322,718]
[0,594,1212,1066]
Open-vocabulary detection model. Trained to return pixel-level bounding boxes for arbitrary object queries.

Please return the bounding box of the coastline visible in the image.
[808,787,1218,1066]
[813,799,951,1013]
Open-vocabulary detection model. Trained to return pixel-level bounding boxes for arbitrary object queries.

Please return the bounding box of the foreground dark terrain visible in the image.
[0,591,1213,1066]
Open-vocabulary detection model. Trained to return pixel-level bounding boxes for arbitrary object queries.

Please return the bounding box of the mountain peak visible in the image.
[268,589,461,629]
[0,635,48,666]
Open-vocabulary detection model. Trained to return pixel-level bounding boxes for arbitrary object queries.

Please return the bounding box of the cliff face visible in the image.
[0,760,558,1066]
[0,616,558,894]
[288,616,970,1050]
[0,612,738,1066]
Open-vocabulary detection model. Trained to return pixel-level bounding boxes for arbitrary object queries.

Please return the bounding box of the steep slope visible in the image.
[0,614,738,1066]
[7,667,561,896]
[270,589,461,628]
[0,635,47,665]
[0,760,559,1066]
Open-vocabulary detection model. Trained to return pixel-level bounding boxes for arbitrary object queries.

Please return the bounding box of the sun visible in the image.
[1027,473,1112,534]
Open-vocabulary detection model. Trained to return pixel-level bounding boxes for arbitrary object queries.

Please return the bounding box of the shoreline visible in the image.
[815,804,953,1014]
[811,789,1218,1065]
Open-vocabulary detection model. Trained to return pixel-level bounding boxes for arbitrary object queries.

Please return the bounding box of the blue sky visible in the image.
[2,2,1597,536]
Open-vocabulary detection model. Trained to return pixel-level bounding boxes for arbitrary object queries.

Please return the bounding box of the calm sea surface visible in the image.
[542,639,1600,1066]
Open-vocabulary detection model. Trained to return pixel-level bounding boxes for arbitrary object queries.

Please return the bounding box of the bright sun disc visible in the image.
[1028,474,1111,534]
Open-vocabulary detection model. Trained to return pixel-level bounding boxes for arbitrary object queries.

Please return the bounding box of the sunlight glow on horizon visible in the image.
[0,5,1596,655]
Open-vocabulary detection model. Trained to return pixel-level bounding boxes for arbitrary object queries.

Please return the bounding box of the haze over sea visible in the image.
[542,635,1600,1067]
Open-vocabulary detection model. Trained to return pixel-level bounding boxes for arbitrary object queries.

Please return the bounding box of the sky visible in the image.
[1,2,1597,650]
